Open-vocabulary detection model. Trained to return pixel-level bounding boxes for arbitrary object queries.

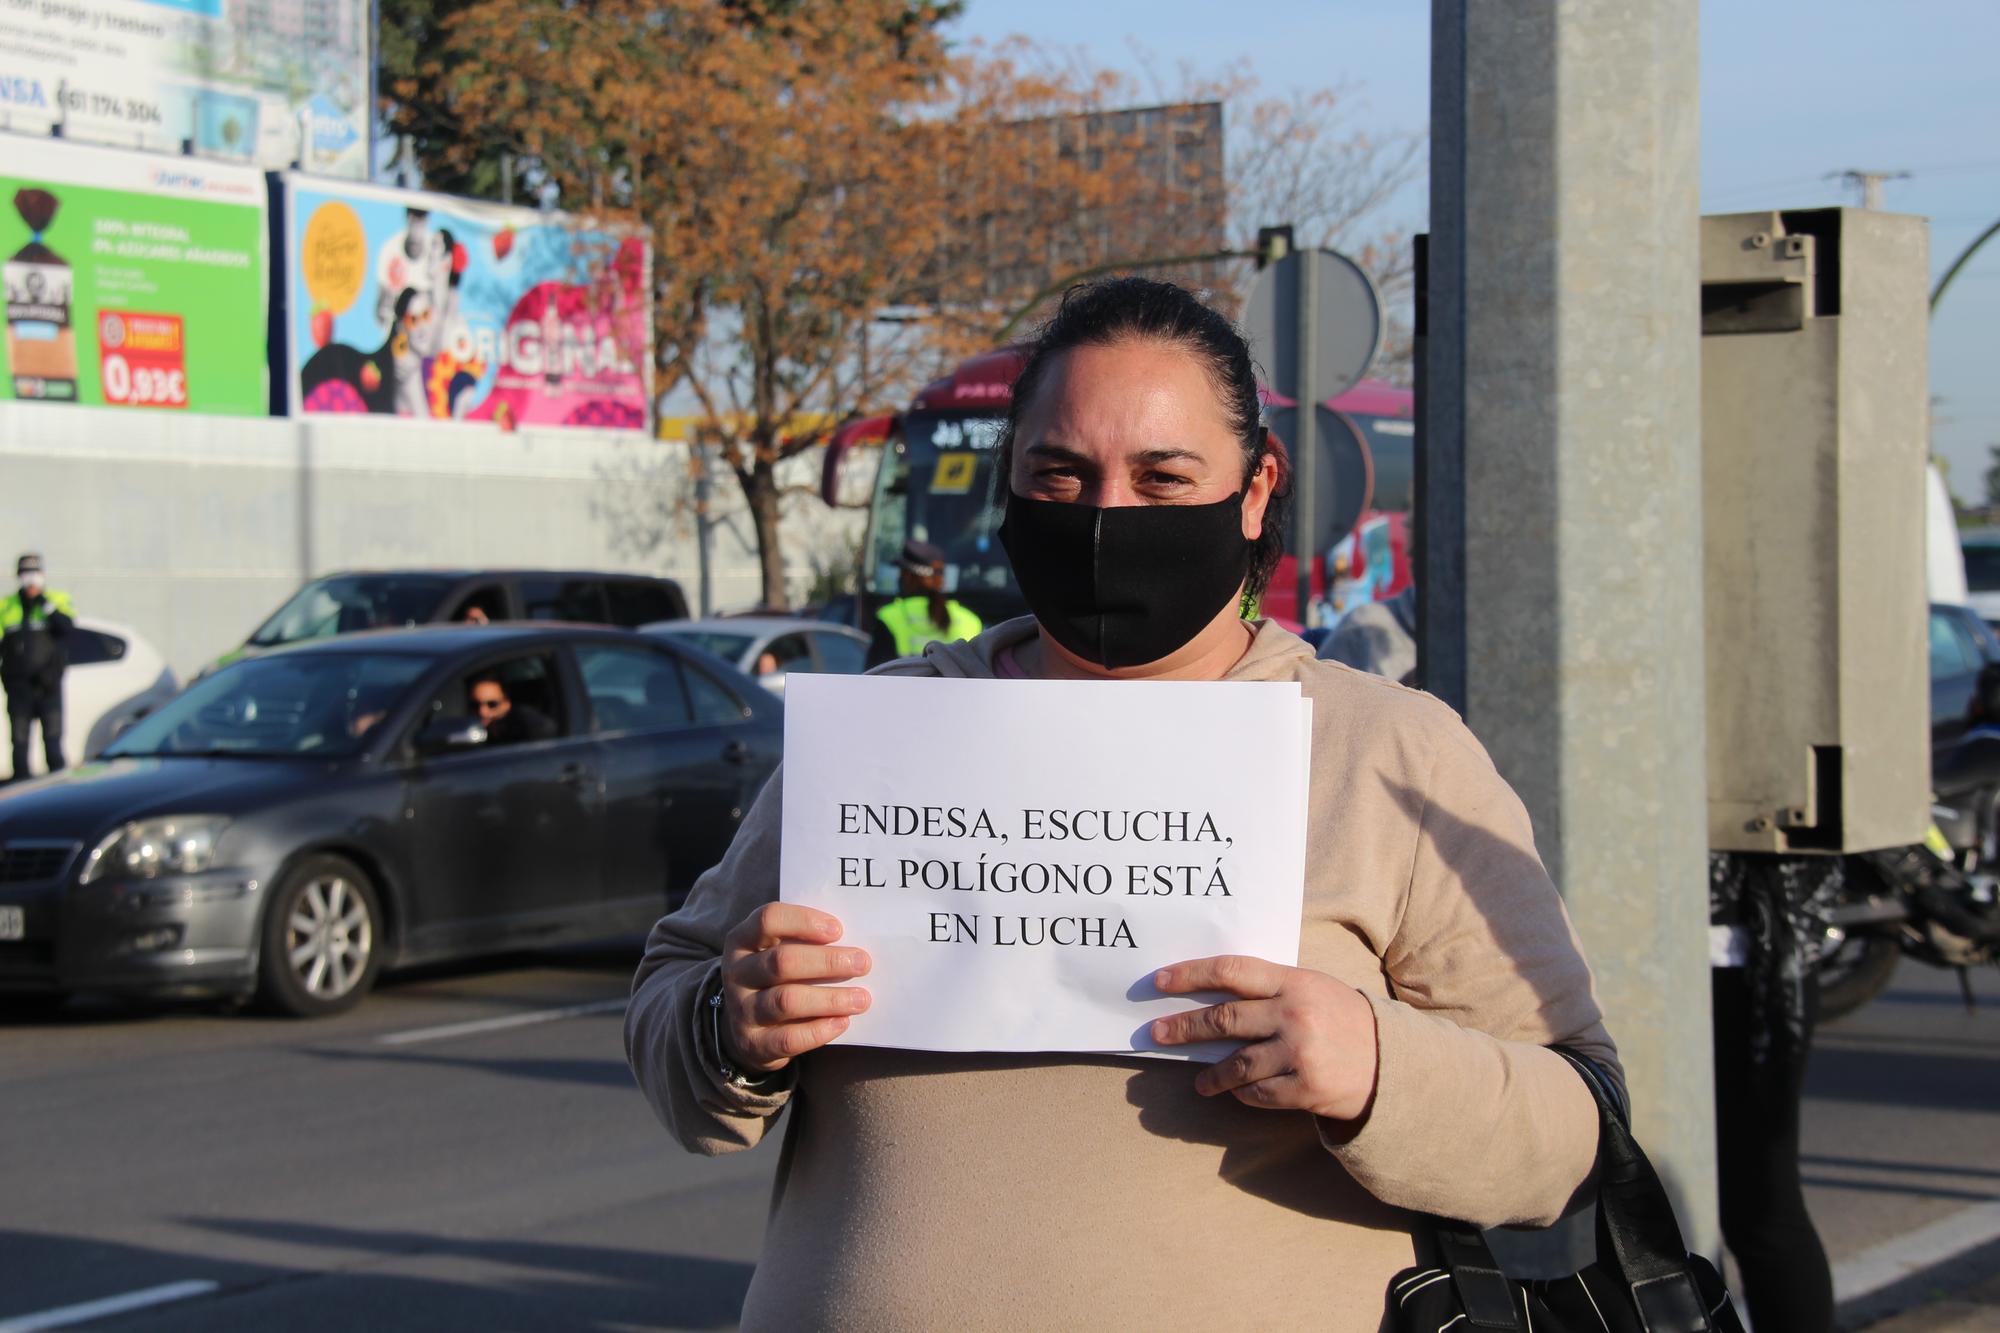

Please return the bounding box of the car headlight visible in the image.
[80,816,230,884]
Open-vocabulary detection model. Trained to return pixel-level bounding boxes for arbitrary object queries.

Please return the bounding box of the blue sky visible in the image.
[949,1,2000,501]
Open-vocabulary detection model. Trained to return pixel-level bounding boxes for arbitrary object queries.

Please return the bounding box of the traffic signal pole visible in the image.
[1292,244,1319,626]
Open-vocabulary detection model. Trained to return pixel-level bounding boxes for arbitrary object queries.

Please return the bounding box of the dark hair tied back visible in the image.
[1001,276,1289,601]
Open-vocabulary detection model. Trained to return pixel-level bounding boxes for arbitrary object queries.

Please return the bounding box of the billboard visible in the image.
[1,137,266,413]
[0,0,369,177]
[282,179,651,432]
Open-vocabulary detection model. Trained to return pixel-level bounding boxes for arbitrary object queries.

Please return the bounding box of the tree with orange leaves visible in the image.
[402,0,1216,608]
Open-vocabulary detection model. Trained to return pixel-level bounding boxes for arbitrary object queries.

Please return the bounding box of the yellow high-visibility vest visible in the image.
[877,596,982,657]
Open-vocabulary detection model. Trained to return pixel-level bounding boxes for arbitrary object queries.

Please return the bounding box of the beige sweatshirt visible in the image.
[626,617,1620,1331]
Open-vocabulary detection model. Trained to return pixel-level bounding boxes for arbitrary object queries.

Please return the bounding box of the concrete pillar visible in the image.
[1425,0,1715,1253]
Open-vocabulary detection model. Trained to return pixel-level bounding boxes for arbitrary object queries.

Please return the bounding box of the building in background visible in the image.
[942,101,1228,310]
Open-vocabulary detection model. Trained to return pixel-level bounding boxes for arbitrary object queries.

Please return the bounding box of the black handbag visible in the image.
[1388,1048,1744,1333]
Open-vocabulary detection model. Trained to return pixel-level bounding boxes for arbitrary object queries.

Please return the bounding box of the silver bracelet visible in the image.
[707,977,783,1091]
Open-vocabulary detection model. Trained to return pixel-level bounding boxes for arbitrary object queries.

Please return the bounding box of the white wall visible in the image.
[0,401,863,677]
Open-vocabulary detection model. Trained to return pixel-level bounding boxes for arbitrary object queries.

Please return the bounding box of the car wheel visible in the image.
[258,854,383,1017]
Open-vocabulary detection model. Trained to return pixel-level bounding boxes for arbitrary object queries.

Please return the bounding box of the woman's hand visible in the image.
[721,903,872,1074]
[1151,955,1379,1123]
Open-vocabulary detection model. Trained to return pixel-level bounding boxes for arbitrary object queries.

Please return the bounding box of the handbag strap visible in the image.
[1414,1049,1716,1333]
[1430,1224,1524,1330]
[1550,1047,1716,1331]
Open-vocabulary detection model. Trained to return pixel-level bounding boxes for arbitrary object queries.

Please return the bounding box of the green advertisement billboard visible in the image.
[2,138,267,416]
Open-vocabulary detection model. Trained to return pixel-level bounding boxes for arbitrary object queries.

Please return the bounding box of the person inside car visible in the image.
[454,589,505,625]
[470,674,555,745]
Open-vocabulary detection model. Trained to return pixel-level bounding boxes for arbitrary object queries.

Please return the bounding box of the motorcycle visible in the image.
[1816,821,2000,1021]
[1817,657,2000,1019]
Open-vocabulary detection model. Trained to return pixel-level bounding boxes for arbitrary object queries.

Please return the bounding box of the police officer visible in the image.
[866,540,983,667]
[1,553,76,779]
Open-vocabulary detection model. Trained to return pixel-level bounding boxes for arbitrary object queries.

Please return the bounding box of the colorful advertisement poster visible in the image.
[1,137,266,413]
[0,0,369,178]
[283,178,651,432]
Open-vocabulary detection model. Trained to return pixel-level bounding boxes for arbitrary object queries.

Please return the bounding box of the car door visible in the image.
[573,641,693,914]
[573,640,764,911]
[50,626,127,775]
[674,656,777,880]
[398,648,604,951]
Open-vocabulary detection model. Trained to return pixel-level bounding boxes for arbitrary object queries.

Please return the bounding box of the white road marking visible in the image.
[0,1280,219,1332]
[1833,1197,2000,1303]
[376,998,628,1047]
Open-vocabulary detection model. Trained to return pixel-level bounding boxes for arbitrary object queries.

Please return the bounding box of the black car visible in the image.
[205,568,691,674]
[0,625,779,1015]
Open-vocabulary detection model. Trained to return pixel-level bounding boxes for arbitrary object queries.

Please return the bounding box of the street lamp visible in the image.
[1931,216,2000,316]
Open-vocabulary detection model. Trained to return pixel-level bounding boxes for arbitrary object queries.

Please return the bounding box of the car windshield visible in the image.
[248,575,457,647]
[106,653,432,759]
[660,630,755,663]
[1965,544,2000,594]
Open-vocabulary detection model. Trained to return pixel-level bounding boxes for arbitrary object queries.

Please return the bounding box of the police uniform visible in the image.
[1,554,75,778]
[866,540,983,667]
[876,595,983,657]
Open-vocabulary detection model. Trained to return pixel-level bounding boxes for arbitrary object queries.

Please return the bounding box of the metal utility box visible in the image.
[1702,208,1930,854]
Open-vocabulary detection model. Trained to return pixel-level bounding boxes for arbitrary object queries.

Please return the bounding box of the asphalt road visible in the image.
[1,942,1993,1331]
[1,942,773,1333]
[1804,956,2000,1325]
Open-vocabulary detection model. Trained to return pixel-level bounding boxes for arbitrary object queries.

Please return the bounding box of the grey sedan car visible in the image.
[0,624,782,1015]
[641,617,870,695]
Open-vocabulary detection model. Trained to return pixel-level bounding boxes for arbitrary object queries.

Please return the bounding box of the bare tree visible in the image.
[423,4,1208,608]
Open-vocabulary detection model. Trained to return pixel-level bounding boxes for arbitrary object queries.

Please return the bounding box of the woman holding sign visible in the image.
[627,278,1621,1330]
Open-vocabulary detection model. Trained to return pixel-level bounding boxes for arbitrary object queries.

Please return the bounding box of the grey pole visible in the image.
[694,448,714,618]
[1293,252,1319,625]
[1427,0,1714,1254]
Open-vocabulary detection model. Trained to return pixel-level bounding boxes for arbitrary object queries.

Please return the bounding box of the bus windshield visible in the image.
[866,410,1024,621]
[860,393,1418,627]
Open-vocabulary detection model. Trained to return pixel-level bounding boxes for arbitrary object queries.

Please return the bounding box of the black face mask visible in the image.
[999,490,1250,669]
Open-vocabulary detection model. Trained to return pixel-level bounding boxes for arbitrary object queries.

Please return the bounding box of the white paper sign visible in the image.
[779,673,1311,1059]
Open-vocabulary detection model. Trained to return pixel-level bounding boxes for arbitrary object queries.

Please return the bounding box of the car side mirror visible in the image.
[415,717,488,755]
